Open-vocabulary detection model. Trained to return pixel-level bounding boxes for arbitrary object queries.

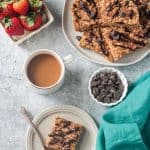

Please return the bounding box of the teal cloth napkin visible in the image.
[96,71,150,150]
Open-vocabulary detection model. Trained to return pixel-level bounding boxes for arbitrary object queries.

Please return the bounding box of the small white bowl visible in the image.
[88,67,128,107]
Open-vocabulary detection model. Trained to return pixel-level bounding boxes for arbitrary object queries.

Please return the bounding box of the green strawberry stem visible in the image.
[0,0,13,8]
[29,0,42,7]
[26,12,36,26]
[2,17,12,28]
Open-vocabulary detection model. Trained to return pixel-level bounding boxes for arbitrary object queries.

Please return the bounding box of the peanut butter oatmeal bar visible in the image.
[79,28,113,61]
[101,26,148,61]
[45,117,84,150]
[72,0,101,31]
[99,0,140,26]
[79,26,147,61]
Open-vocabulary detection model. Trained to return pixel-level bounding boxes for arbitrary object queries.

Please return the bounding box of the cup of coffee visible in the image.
[24,49,72,94]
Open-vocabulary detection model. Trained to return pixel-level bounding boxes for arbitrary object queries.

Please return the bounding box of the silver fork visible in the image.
[20,106,45,150]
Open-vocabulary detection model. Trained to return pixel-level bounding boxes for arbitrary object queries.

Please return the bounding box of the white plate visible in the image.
[26,105,98,150]
[62,0,150,66]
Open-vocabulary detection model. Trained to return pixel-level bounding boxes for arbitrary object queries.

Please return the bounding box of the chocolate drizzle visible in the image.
[109,30,146,46]
[97,36,109,56]
[113,44,134,50]
[79,1,97,19]
[106,0,121,12]
[144,28,150,38]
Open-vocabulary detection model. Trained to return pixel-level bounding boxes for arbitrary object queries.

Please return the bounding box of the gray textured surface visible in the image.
[0,0,150,150]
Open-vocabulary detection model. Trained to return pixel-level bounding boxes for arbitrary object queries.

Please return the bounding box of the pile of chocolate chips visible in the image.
[90,71,124,103]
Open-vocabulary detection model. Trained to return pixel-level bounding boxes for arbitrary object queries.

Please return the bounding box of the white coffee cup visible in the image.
[24,49,72,94]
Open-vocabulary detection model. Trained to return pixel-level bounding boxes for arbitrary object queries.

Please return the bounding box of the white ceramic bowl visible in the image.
[88,67,128,107]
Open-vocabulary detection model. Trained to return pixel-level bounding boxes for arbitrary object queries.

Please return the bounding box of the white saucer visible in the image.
[62,0,150,66]
[26,105,98,150]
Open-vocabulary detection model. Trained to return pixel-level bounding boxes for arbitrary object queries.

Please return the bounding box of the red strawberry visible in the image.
[0,1,16,20]
[20,12,43,31]
[2,17,24,36]
[13,0,29,15]
[7,3,17,15]
[29,0,43,11]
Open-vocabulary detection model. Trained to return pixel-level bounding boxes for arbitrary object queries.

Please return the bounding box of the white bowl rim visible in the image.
[88,67,128,107]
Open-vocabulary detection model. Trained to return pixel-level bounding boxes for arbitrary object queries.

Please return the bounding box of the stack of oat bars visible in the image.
[72,0,150,62]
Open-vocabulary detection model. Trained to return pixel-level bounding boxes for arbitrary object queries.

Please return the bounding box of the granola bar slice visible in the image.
[99,0,140,26]
[72,0,101,31]
[79,27,113,61]
[79,26,147,62]
[101,26,148,61]
[45,117,84,150]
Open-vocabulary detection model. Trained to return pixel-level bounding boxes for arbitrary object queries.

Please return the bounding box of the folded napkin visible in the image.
[96,71,150,150]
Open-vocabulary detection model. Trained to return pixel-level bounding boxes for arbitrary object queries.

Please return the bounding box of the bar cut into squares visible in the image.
[45,117,84,150]
[98,0,140,26]
[71,0,101,31]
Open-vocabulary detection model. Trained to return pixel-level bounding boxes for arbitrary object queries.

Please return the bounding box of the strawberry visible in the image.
[2,17,24,36]
[7,3,17,15]
[13,0,29,15]
[0,1,16,20]
[20,12,43,31]
[29,0,43,11]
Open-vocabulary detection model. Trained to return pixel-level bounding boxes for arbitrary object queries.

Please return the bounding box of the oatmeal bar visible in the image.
[99,0,140,26]
[45,117,84,150]
[101,26,148,61]
[79,27,113,61]
[72,0,101,31]
[79,26,147,61]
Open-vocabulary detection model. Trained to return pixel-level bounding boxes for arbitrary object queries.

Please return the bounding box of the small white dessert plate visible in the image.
[26,105,98,150]
[62,0,150,66]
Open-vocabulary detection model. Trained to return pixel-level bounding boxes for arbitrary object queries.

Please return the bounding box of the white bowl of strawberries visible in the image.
[0,0,54,45]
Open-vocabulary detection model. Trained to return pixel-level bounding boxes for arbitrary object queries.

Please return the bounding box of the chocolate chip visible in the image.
[79,1,97,19]
[97,39,109,56]
[63,121,71,128]
[76,36,81,41]
[62,144,70,150]
[92,87,99,96]
[112,9,119,18]
[124,27,130,32]
[114,91,122,100]
[109,30,129,42]
[128,10,134,19]
[124,0,129,6]
[87,0,95,5]
[79,1,86,9]
[90,11,97,19]
[119,12,126,17]
[132,0,141,5]
[144,28,150,38]
[106,5,112,12]
[108,79,113,85]
[103,97,111,103]
[91,81,98,87]
[109,31,120,40]
[73,4,77,8]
